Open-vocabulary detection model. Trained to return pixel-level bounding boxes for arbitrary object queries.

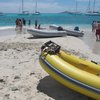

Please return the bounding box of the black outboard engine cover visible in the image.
[41,41,61,54]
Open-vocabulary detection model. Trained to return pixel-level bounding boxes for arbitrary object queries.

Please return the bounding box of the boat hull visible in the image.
[39,55,100,99]
[27,28,67,37]
[49,24,84,37]
[39,41,100,100]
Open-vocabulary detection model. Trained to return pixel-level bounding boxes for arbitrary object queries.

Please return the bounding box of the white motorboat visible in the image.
[49,24,84,37]
[27,28,67,37]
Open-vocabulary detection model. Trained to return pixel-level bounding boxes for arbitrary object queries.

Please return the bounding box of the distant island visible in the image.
[0,12,4,15]
[59,11,71,14]
[59,11,82,14]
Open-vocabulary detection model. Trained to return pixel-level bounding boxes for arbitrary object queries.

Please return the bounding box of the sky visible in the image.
[0,0,100,13]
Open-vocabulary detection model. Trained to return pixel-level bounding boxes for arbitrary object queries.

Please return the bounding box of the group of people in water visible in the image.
[92,21,100,41]
[15,18,31,31]
[15,18,41,32]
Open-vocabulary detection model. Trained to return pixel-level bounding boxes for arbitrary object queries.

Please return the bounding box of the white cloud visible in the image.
[37,2,65,13]
[0,3,20,13]
[0,0,100,13]
[77,0,90,2]
[0,2,66,13]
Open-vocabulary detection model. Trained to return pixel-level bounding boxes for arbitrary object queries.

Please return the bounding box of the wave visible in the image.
[0,26,15,30]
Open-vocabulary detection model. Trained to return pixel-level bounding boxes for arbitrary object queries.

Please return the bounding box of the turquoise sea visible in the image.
[0,13,100,37]
[0,13,100,27]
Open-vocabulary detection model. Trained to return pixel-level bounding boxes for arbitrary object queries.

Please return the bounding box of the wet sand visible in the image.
[80,29,100,55]
[0,28,16,36]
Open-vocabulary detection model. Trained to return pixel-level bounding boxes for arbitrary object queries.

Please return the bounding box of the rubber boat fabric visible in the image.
[27,28,67,37]
[49,24,84,37]
[39,41,100,100]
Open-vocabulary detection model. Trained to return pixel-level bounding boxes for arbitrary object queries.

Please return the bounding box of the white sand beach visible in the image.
[0,28,100,100]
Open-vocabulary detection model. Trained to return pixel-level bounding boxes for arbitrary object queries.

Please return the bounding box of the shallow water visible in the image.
[1,13,100,26]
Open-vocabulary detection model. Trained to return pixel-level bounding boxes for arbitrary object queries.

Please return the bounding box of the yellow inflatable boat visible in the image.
[39,41,100,100]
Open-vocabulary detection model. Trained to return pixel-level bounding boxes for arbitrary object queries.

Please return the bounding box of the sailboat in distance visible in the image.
[19,0,29,15]
[32,0,40,15]
[85,0,100,16]
[62,0,82,15]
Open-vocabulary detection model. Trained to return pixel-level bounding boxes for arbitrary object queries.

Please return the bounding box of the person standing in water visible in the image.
[35,20,38,28]
[95,22,100,41]
[19,19,22,31]
[15,18,19,30]
[28,20,31,26]
[22,18,26,26]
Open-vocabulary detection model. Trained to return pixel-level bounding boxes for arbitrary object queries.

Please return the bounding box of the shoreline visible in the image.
[0,25,99,55]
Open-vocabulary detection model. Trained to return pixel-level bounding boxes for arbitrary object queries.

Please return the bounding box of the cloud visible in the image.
[77,0,90,1]
[0,2,66,13]
[0,0,100,13]
[37,2,65,13]
[0,2,20,13]
[77,0,100,2]
[46,0,55,2]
